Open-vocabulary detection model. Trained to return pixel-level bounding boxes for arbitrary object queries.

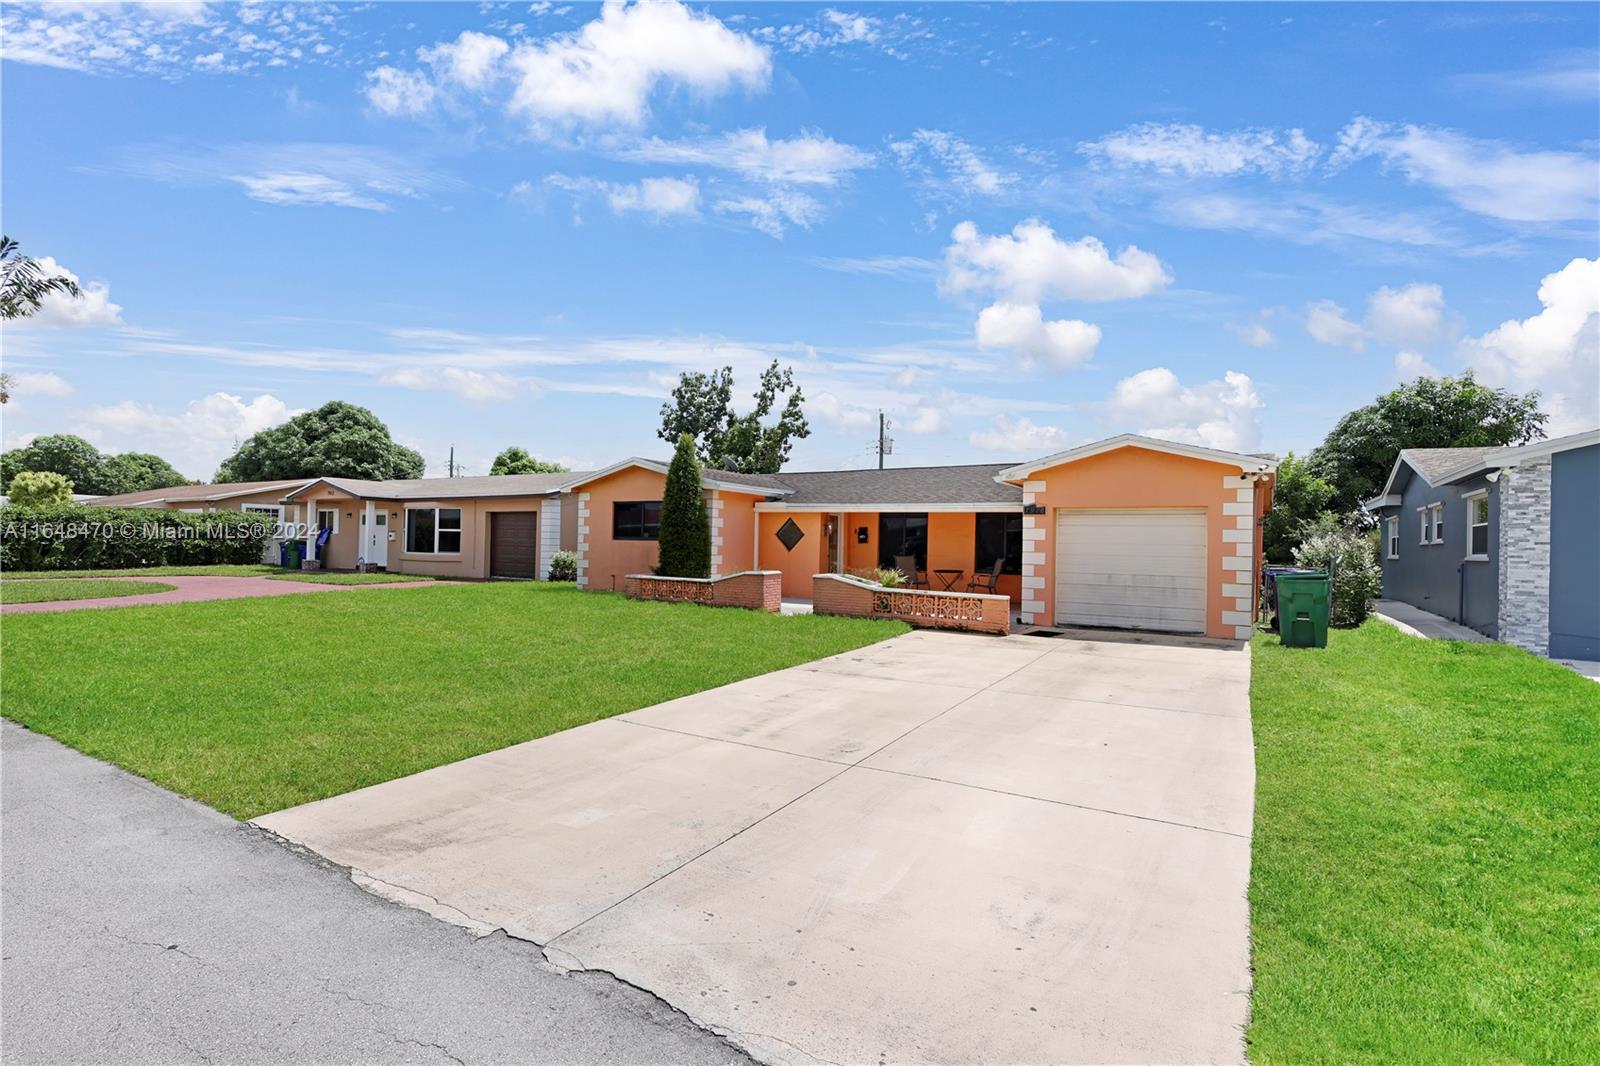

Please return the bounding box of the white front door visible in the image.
[363,508,389,568]
[1055,508,1208,634]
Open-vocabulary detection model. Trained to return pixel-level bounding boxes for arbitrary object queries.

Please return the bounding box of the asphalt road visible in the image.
[0,721,749,1066]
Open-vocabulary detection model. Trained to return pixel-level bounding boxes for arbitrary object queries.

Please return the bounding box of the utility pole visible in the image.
[448,446,455,478]
[877,411,893,469]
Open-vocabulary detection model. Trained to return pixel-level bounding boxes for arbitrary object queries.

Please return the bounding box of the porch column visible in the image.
[362,500,375,568]
[1019,481,1047,626]
[708,491,724,577]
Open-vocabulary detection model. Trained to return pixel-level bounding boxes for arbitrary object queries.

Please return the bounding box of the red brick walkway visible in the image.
[2,575,440,616]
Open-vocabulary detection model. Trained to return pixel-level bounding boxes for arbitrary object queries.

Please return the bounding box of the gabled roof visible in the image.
[284,472,588,502]
[768,464,1022,508]
[92,479,313,508]
[994,433,1278,482]
[558,458,794,496]
[1363,429,1600,510]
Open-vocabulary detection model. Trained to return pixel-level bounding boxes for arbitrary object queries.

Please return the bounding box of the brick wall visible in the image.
[625,571,782,613]
[1497,457,1552,654]
[812,574,1010,635]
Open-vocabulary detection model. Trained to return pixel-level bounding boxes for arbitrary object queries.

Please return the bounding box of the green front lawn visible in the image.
[1248,621,1599,1063]
[267,571,432,585]
[1,564,281,579]
[0,579,176,604]
[0,583,905,819]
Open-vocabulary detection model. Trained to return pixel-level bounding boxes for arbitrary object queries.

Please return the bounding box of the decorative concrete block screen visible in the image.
[812,574,1010,635]
[625,571,783,613]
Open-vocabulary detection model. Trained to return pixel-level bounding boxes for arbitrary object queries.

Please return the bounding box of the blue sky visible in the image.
[3,1,1596,479]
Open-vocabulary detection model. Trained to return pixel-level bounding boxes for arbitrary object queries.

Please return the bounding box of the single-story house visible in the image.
[1364,428,1599,660]
[90,479,313,513]
[565,435,1278,641]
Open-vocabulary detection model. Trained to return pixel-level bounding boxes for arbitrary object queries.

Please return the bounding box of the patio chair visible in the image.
[892,555,929,589]
[967,557,1004,594]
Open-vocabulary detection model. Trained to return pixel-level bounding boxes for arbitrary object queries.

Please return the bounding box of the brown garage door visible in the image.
[490,512,538,579]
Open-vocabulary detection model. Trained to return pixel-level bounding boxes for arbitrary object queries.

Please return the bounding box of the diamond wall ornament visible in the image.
[775,517,805,552]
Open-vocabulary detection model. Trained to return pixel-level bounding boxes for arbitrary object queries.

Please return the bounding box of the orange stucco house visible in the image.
[566,435,1277,641]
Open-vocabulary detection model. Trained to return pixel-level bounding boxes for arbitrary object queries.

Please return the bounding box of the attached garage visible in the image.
[489,512,538,579]
[1054,508,1208,633]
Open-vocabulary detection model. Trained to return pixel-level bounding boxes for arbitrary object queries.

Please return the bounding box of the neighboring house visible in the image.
[0,494,101,505]
[566,435,1278,641]
[90,480,315,563]
[1364,429,1600,660]
[279,473,584,580]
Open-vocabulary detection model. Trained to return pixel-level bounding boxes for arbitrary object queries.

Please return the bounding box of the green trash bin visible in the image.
[284,539,302,570]
[1276,572,1330,648]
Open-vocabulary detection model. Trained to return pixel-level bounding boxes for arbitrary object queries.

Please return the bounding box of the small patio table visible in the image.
[933,568,965,591]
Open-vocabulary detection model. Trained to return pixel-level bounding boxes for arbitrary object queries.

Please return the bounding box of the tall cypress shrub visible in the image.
[656,433,711,578]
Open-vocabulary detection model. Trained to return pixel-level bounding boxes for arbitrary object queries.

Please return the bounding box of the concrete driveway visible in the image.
[256,627,1256,1065]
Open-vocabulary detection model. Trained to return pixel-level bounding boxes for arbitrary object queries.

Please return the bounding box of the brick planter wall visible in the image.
[625,571,782,613]
[812,574,1010,635]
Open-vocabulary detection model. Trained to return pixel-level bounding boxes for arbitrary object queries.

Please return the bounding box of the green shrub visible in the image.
[656,432,711,578]
[548,550,577,582]
[7,470,73,507]
[1292,522,1382,626]
[0,505,275,572]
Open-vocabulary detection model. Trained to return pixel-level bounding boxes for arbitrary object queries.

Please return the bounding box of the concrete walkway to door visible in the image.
[1,574,438,615]
[257,626,1257,1065]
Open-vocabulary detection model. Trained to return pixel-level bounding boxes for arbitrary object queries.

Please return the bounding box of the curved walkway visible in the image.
[2,575,438,615]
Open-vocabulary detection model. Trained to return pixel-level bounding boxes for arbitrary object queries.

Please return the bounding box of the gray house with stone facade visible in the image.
[1364,429,1599,661]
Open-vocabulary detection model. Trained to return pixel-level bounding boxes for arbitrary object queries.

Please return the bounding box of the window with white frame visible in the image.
[1465,492,1489,559]
[1418,506,1430,545]
[316,507,340,534]
[405,507,462,554]
[1429,502,1445,544]
[1386,517,1399,559]
[240,503,284,535]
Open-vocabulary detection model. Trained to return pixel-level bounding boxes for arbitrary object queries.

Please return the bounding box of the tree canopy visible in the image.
[1262,453,1336,563]
[489,446,567,475]
[215,401,424,483]
[658,360,810,474]
[656,433,711,579]
[6,470,74,507]
[1308,373,1547,513]
[0,435,188,497]
[1,235,81,320]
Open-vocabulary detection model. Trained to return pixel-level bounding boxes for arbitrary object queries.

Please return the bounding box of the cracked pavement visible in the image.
[0,721,750,1066]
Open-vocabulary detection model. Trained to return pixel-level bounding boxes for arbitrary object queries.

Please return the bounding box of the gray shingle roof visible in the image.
[92,479,310,507]
[303,472,589,501]
[766,464,1024,506]
[1401,447,1496,485]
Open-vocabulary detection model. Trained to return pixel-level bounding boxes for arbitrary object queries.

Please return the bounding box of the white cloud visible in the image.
[890,129,1014,196]
[15,258,125,328]
[1449,51,1600,101]
[379,366,534,402]
[364,66,438,116]
[1078,122,1321,176]
[1367,283,1446,348]
[969,414,1070,453]
[4,372,75,399]
[810,255,935,278]
[1305,299,1367,351]
[112,142,444,212]
[620,128,872,185]
[1394,351,1440,381]
[1460,257,1599,435]
[505,0,769,134]
[943,219,1172,304]
[420,29,509,91]
[231,172,392,211]
[810,391,876,431]
[975,302,1100,369]
[75,392,296,480]
[1158,191,1468,251]
[1329,117,1599,223]
[714,190,822,238]
[753,8,892,54]
[1227,319,1276,348]
[607,175,700,217]
[1105,368,1263,452]
[900,403,949,435]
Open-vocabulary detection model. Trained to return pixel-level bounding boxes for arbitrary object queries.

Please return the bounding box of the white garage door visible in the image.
[1055,509,1207,634]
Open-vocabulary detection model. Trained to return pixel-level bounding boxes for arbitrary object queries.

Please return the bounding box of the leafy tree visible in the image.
[215,401,424,482]
[1262,453,1336,563]
[655,433,711,578]
[1293,521,1383,627]
[0,373,12,404]
[101,452,190,494]
[489,446,567,475]
[1,235,81,320]
[7,470,74,506]
[1308,372,1546,513]
[658,360,810,474]
[1,434,105,494]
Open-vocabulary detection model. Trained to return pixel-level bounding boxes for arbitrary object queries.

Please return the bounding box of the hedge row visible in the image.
[0,505,277,572]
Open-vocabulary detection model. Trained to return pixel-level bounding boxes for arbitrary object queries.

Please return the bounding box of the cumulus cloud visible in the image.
[969,414,1071,453]
[975,302,1100,369]
[4,371,75,399]
[1105,368,1263,452]
[607,175,700,217]
[420,30,509,91]
[619,128,872,185]
[1367,283,1447,348]
[809,391,876,431]
[943,219,1172,305]
[1329,116,1599,223]
[1395,351,1440,382]
[14,258,124,328]
[1460,257,1599,435]
[1078,122,1321,176]
[1227,319,1276,348]
[1305,299,1367,351]
[75,392,295,480]
[890,129,1014,196]
[379,366,535,402]
[713,190,822,237]
[364,66,437,116]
